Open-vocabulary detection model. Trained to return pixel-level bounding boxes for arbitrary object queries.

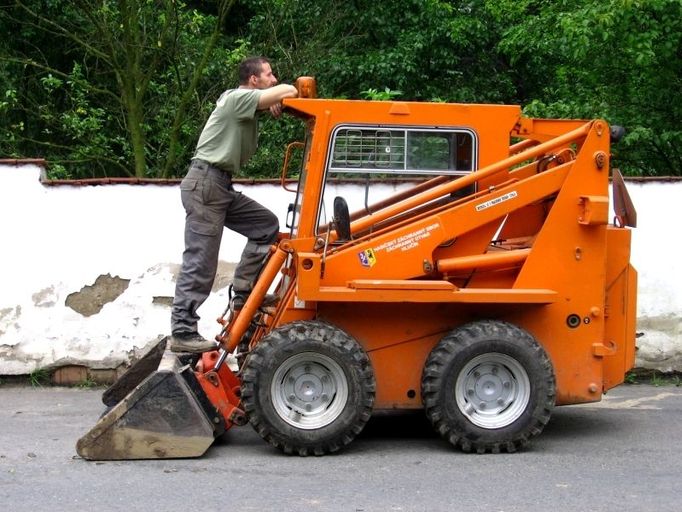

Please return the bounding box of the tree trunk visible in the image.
[128,106,146,177]
[122,85,146,177]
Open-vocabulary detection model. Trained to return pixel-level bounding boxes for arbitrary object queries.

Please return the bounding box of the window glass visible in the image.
[319,126,477,234]
[330,128,474,175]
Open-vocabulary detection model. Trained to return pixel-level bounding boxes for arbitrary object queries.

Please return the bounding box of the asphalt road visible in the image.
[1,383,681,512]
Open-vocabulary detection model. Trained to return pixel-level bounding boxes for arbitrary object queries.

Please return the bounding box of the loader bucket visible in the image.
[76,350,222,460]
[101,336,168,407]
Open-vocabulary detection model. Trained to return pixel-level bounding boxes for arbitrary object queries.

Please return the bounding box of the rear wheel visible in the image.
[422,320,555,453]
[240,321,375,455]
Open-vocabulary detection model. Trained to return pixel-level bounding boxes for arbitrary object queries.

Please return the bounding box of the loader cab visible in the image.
[281,93,522,244]
[317,125,478,238]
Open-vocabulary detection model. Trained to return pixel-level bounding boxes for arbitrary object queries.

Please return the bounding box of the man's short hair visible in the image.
[239,57,270,85]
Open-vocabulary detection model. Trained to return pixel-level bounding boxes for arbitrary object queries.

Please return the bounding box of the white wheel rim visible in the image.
[271,352,348,430]
[454,352,531,429]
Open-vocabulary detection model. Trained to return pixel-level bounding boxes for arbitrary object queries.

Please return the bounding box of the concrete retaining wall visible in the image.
[0,162,679,376]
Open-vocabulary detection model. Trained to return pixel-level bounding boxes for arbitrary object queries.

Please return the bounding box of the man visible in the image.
[170,57,298,353]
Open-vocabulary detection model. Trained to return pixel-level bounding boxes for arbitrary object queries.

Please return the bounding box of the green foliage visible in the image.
[624,369,682,386]
[29,368,51,387]
[1,0,681,177]
[361,88,403,101]
[651,370,665,387]
[496,0,682,175]
[0,0,234,178]
[76,378,99,389]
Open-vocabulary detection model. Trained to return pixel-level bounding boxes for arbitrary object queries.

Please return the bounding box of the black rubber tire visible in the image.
[240,320,375,456]
[421,320,555,453]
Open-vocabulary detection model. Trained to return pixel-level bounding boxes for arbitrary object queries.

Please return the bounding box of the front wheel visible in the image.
[422,320,555,453]
[240,321,375,455]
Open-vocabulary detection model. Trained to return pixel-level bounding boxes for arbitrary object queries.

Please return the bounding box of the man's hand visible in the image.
[269,102,283,118]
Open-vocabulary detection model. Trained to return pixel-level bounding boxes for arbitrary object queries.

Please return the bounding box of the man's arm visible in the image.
[257,84,298,110]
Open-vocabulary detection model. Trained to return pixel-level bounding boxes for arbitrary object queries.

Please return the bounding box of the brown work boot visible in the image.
[169,332,217,353]
[232,293,280,311]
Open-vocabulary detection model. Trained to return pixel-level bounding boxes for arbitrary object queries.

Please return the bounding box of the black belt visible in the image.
[191,158,232,176]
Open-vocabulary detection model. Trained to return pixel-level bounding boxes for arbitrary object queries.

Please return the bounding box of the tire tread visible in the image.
[241,320,375,456]
[421,320,555,454]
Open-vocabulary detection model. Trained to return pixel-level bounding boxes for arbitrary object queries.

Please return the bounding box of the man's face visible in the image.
[253,62,278,89]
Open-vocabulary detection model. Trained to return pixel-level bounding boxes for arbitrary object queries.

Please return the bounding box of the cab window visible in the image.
[318,126,477,234]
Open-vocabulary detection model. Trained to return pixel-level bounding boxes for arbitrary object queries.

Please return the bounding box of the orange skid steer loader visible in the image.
[77,78,637,459]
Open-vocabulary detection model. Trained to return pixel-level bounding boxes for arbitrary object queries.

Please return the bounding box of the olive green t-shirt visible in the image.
[193,88,263,173]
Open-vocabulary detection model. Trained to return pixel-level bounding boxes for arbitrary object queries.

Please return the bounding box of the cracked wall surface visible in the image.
[0,163,266,374]
[66,274,131,316]
[32,286,57,308]
[0,306,21,337]
[0,163,680,375]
